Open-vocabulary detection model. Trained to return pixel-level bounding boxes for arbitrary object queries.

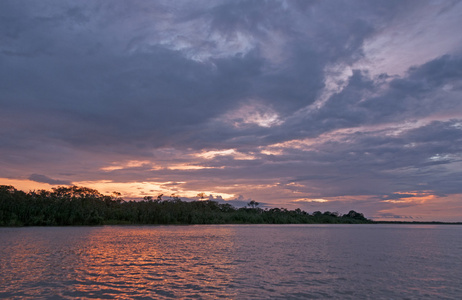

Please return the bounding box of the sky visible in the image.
[1,0,462,221]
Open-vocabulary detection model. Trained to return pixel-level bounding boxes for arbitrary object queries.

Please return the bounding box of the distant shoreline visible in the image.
[2,222,462,227]
[1,185,372,226]
[3,220,462,227]
[372,221,462,225]
[2,185,461,226]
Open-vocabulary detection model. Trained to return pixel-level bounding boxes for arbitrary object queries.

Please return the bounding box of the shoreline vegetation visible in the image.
[0,185,460,226]
[1,185,372,226]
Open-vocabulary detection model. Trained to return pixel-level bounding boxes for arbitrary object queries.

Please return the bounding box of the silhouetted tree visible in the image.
[0,185,372,226]
[247,200,260,208]
[343,210,367,221]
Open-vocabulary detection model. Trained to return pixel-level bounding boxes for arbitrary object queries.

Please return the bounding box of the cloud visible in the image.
[28,174,71,186]
[0,0,415,153]
[1,1,462,221]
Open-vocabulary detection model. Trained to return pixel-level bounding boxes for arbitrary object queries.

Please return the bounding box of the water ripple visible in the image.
[0,225,461,299]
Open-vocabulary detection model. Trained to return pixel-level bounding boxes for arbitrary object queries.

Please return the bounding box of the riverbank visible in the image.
[1,185,372,226]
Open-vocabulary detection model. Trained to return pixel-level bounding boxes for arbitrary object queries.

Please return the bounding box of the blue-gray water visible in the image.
[1,224,461,299]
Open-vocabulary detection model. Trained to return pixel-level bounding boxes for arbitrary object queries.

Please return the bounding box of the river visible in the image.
[1,224,461,299]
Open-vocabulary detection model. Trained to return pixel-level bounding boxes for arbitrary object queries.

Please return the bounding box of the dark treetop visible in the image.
[0,185,372,226]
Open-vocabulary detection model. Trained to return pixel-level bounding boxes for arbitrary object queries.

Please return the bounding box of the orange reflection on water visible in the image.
[0,226,239,299]
[72,226,238,299]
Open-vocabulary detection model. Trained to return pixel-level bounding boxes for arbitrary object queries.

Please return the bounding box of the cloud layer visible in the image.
[1,0,462,221]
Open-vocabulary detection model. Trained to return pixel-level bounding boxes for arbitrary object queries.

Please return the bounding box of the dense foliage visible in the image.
[0,185,372,226]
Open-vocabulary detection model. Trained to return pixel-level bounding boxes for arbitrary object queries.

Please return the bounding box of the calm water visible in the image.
[0,225,461,299]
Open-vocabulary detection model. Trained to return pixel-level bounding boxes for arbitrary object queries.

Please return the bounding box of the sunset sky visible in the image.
[1,1,462,221]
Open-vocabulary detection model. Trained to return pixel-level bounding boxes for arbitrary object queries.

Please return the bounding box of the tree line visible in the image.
[0,185,371,226]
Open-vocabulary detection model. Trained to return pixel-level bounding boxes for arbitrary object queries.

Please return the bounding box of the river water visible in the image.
[0,224,461,299]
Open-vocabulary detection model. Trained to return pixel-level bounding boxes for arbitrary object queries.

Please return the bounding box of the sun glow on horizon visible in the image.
[71,180,236,200]
[0,178,58,192]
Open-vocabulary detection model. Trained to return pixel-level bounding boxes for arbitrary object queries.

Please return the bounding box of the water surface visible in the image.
[1,224,461,299]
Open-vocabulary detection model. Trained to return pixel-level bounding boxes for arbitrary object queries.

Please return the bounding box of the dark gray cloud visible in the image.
[0,0,416,151]
[1,0,462,221]
[29,174,71,185]
[268,54,462,145]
